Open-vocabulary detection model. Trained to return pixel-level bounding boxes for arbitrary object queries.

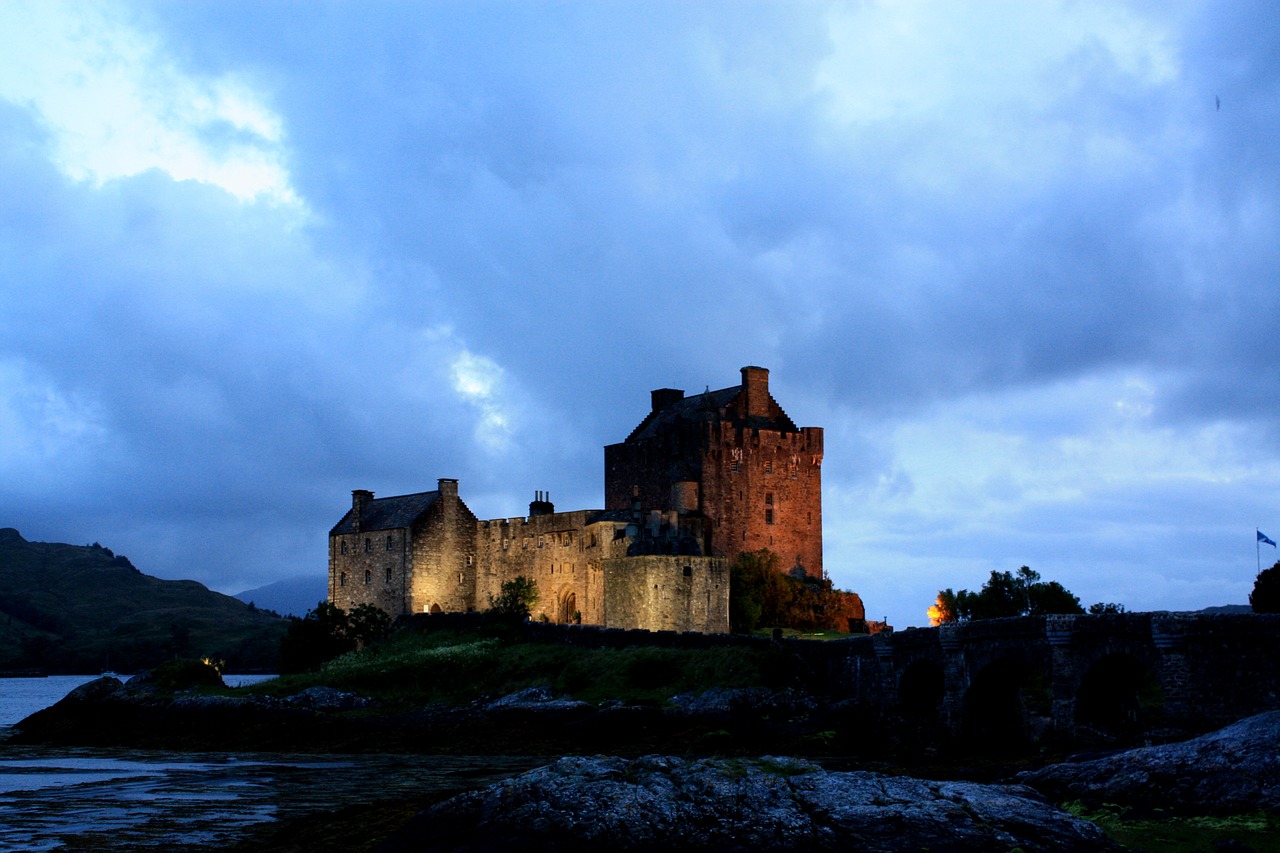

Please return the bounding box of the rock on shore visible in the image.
[377,755,1116,852]
[1018,710,1280,813]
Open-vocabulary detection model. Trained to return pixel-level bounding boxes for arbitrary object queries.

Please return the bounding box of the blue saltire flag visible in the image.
[1259,530,1277,548]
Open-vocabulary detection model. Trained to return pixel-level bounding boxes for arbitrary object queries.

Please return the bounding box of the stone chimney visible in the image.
[438,478,458,500]
[529,490,555,516]
[740,366,770,419]
[351,490,373,533]
[651,388,685,412]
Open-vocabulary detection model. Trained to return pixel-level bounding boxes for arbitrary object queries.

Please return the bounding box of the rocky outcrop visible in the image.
[285,686,375,711]
[481,686,594,714]
[1019,710,1280,813]
[668,687,817,718]
[378,755,1116,852]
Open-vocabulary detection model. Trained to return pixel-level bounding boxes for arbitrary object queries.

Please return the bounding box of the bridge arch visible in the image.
[898,659,944,720]
[1075,652,1164,739]
[962,656,1051,751]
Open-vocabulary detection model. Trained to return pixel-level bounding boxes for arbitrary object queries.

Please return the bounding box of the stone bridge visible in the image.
[800,612,1280,746]
[414,610,1280,747]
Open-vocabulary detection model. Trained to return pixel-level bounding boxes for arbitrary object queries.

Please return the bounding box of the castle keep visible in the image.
[329,366,839,633]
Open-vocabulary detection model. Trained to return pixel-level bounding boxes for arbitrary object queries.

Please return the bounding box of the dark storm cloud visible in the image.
[2,2,1278,627]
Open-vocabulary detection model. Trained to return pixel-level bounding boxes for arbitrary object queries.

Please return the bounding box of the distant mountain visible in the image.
[1201,604,1252,614]
[234,575,327,618]
[0,528,286,674]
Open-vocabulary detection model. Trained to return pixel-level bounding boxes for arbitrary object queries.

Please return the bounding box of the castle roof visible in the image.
[623,382,798,443]
[330,491,438,535]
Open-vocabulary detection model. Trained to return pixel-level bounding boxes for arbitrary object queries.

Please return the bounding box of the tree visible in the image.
[1250,560,1280,613]
[730,549,780,632]
[935,566,1084,623]
[488,576,539,620]
[1089,602,1126,615]
[1027,579,1084,616]
[927,589,960,625]
[348,603,392,647]
[730,549,865,633]
[279,601,355,673]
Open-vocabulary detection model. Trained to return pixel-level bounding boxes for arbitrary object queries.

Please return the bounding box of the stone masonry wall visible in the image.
[409,481,479,614]
[475,511,630,624]
[329,528,411,615]
[602,555,729,633]
[699,421,823,577]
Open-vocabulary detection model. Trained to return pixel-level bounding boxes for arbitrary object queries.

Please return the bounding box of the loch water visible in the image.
[0,677,544,851]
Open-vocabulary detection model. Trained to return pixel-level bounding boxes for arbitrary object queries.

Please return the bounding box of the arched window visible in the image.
[385,566,393,583]
[364,569,372,585]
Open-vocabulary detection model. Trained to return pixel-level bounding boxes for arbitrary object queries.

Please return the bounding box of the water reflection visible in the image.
[0,746,544,851]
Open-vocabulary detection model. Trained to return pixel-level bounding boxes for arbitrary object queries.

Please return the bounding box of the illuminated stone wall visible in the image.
[602,555,729,633]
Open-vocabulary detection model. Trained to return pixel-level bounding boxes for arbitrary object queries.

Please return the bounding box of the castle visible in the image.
[329,366,858,632]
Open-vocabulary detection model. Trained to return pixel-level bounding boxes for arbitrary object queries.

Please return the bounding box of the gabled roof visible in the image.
[330,491,438,536]
[624,385,739,442]
[623,382,798,442]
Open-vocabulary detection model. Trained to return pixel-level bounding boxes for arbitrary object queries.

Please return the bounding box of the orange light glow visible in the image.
[927,594,952,627]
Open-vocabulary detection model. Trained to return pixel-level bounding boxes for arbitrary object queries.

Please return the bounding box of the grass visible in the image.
[239,622,800,708]
[750,627,866,641]
[1063,801,1280,852]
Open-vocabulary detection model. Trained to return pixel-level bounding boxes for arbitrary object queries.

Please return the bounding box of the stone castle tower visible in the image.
[604,366,823,578]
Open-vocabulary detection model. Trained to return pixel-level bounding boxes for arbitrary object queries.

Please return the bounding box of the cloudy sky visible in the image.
[1,1,1277,630]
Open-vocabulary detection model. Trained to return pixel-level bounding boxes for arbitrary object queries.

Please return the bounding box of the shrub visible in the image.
[142,658,225,691]
[489,576,539,620]
[1251,561,1280,613]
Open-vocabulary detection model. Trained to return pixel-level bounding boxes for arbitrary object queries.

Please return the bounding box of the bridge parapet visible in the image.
[810,613,1280,748]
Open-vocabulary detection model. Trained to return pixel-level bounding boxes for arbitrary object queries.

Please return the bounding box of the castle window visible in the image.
[467,555,473,566]
[765,492,774,506]
[386,535,393,551]
[683,565,692,577]
[385,566,393,583]
[340,541,347,555]
[340,572,347,587]
[364,569,371,585]
[364,538,372,553]
[765,509,774,525]
[765,461,772,474]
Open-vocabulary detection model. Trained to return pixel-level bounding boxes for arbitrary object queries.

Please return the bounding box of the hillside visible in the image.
[0,528,286,674]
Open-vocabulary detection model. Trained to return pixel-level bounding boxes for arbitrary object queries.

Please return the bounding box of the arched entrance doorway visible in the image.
[557,589,578,623]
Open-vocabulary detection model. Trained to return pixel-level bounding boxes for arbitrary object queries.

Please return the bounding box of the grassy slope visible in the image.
[247,622,799,708]
[0,529,286,672]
